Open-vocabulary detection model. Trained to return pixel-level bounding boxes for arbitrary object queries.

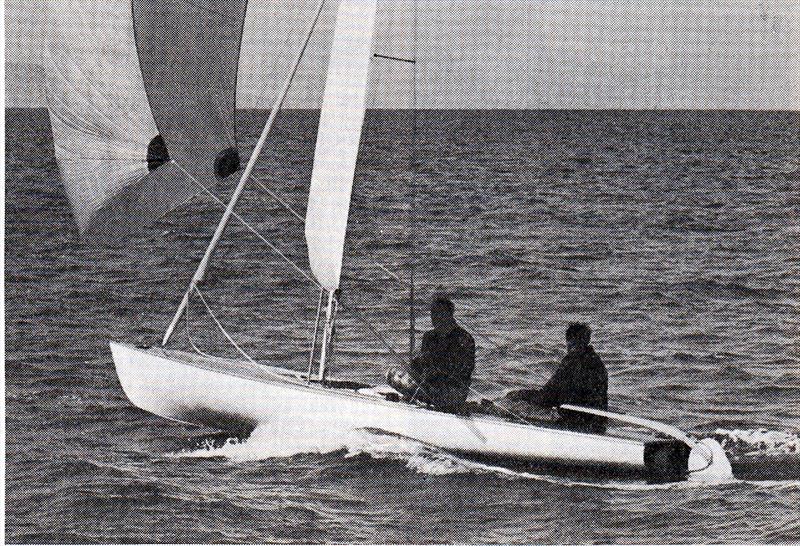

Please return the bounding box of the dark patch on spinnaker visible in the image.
[215,147,240,179]
[147,134,170,171]
[132,0,248,189]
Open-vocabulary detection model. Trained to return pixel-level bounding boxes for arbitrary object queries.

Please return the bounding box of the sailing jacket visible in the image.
[512,345,608,432]
[410,325,476,409]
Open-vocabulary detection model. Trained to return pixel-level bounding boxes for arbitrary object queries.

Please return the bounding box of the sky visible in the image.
[4,0,800,109]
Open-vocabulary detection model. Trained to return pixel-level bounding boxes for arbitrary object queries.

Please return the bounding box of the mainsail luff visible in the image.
[304,0,380,291]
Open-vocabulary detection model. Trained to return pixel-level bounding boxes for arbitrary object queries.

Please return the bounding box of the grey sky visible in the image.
[5,0,800,109]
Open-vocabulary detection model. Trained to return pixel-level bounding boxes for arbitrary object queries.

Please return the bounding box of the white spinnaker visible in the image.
[305,0,379,291]
[43,0,157,233]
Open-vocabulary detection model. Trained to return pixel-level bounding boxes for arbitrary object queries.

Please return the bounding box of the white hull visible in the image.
[112,342,667,474]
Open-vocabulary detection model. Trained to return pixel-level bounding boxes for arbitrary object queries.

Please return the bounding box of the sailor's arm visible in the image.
[505,388,540,403]
[410,331,435,378]
[452,331,475,377]
[535,359,570,407]
[506,359,568,406]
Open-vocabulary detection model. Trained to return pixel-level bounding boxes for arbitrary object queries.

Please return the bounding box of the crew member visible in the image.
[506,323,607,432]
[387,294,475,412]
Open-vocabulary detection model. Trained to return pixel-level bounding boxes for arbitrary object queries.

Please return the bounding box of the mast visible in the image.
[162,0,327,346]
[408,0,419,364]
[317,290,338,381]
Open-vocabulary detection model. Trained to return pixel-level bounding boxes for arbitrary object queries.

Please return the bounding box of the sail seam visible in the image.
[232,0,248,146]
[45,54,147,147]
[129,0,157,138]
[54,157,148,163]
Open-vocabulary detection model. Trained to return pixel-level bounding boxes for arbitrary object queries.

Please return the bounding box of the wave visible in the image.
[713,427,799,457]
[169,424,800,491]
[172,424,592,484]
[170,419,354,462]
[670,279,782,300]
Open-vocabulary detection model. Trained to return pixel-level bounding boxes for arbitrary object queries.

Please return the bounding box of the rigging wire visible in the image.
[306,288,325,383]
[178,161,319,287]
[193,286,259,365]
[185,294,213,358]
[193,286,307,385]
[179,162,407,367]
[252,175,304,222]
[249,170,511,359]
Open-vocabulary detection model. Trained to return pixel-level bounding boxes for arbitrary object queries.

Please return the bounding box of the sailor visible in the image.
[506,323,608,432]
[387,294,475,412]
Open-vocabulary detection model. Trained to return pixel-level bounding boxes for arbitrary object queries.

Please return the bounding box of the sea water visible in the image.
[5,109,799,543]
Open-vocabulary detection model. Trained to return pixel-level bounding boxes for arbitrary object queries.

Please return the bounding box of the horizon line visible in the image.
[5,106,799,113]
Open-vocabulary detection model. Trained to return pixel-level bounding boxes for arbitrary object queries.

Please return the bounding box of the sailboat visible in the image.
[45,0,731,483]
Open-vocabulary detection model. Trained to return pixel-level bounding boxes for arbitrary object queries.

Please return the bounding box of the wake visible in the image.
[169,422,798,491]
[712,428,799,457]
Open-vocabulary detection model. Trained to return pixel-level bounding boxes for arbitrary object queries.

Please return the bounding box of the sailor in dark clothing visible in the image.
[506,323,608,432]
[387,295,475,411]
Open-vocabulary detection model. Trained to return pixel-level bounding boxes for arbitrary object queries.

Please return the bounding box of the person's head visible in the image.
[430,295,456,332]
[566,323,591,350]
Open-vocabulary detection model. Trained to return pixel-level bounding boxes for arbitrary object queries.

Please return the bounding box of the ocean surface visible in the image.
[5,108,800,543]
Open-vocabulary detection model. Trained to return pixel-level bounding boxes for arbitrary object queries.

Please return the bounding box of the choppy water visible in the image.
[5,108,800,543]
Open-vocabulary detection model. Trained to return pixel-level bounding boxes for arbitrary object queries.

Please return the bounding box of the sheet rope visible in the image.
[179,162,407,369]
[192,285,307,385]
[249,173,529,375]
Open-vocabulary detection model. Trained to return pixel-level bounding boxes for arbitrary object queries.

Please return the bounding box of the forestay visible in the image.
[44,0,247,238]
[305,0,379,291]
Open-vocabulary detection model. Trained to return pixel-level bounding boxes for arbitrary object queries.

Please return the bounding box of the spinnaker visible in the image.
[45,0,247,237]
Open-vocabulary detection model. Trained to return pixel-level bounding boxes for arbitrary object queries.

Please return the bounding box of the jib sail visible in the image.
[305,0,379,291]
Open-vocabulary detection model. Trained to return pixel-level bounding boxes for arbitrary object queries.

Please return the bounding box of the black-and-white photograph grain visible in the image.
[4,0,799,543]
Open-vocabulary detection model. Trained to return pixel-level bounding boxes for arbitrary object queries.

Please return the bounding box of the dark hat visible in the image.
[566,322,591,343]
[431,288,455,314]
